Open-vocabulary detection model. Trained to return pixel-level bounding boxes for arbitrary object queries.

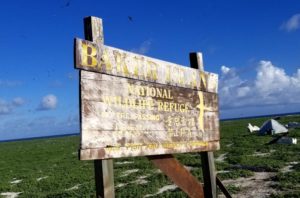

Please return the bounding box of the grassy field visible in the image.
[0,115,299,197]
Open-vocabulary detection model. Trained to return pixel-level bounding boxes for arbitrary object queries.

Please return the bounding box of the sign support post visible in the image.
[200,152,217,198]
[190,52,217,198]
[83,16,115,198]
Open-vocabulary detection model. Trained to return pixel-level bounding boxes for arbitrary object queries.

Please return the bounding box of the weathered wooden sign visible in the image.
[75,21,219,160]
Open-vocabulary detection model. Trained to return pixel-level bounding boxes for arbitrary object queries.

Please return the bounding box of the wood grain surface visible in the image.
[80,71,219,160]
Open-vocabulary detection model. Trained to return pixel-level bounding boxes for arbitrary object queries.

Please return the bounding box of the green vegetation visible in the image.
[0,115,299,197]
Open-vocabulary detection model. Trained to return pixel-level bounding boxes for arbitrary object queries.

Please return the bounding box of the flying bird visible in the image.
[128,16,133,22]
[61,0,71,8]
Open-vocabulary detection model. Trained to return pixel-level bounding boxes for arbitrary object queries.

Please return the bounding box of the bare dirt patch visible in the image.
[66,184,81,191]
[219,172,278,198]
[120,169,139,177]
[135,175,148,185]
[184,165,195,171]
[226,143,233,147]
[10,179,22,184]
[115,161,134,165]
[251,151,271,157]
[36,176,48,181]
[143,184,177,197]
[0,192,22,198]
[215,153,228,162]
[116,174,149,188]
[280,161,298,173]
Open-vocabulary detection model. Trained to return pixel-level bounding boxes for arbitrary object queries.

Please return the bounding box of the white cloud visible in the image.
[12,97,25,106]
[280,13,300,32]
[236,86,251,98]
[219,60,300,112]
[255,61,290,96]
[0,99,11,114]
[131,39,152,54]
[0,97,25,115]
[37,94,57,110]
[221,65,230,74]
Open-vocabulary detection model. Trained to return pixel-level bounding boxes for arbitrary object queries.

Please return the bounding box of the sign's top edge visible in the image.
[75,38,219,93]
[74,37,218,77]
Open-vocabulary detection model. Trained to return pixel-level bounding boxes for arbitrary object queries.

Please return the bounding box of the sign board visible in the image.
[75,35,219,160]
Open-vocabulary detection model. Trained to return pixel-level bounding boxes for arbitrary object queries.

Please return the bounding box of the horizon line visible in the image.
[1,111,299,143]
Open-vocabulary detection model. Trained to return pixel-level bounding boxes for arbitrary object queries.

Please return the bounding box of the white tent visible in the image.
[259,119,288,135]
[277,137,297,144]
[247,123,260,133]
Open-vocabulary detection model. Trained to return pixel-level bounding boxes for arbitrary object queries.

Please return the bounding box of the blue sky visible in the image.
[0,0,300,140]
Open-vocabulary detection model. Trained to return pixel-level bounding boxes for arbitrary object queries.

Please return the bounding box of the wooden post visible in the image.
[200,152,216,198]
[190,52,217,198]
[94,160,115,198]
[84,16,115,198]
[216,177,232,198]
[148,155,204,198]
